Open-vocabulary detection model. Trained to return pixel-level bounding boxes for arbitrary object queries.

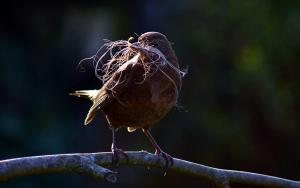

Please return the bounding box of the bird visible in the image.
[70,32,184,170]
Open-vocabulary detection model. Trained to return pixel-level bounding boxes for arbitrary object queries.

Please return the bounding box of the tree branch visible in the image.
[0,151,299,187]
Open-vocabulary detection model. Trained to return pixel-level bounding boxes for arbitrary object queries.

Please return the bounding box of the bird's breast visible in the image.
[104,62,181,129]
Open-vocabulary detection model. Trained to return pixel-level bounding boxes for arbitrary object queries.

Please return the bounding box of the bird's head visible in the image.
[138,32,178,66]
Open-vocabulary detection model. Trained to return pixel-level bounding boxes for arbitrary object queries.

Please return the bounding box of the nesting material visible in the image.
[78,37,186,98]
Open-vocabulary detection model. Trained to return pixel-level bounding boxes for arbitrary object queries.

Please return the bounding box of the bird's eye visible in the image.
[152,41,159,47]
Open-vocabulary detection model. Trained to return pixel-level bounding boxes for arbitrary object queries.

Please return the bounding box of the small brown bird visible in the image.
[70,32,184,169]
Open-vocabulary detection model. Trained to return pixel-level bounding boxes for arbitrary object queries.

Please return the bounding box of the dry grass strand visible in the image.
[78,37,187,104]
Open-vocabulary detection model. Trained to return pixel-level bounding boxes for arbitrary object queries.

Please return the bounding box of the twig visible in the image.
[0,151,299,187]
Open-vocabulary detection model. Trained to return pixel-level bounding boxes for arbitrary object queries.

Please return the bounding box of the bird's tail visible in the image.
[69,90,98,100]
[70,89,100,126]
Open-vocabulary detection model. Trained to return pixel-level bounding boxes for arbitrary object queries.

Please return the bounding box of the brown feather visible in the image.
[71,32,185,132]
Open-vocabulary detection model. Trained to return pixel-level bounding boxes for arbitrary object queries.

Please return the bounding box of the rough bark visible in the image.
[0,151,299,187]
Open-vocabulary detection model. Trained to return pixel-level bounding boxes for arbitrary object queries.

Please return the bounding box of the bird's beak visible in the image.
[129,44,148,57]
[137,36,145,43]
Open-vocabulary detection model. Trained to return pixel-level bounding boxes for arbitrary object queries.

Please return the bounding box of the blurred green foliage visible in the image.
[0,1,299,188]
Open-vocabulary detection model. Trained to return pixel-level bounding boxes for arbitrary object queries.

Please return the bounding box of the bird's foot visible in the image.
[111,147,129,167]
[155,150,174,175]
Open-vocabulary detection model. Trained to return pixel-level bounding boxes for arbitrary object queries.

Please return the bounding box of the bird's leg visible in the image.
[111,128,128,167]
[142,128,173,174]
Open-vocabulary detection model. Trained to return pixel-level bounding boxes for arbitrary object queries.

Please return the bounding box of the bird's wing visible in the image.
[85,55,140,125]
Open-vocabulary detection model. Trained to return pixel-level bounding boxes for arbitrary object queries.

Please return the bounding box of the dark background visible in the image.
[1,1,299,188]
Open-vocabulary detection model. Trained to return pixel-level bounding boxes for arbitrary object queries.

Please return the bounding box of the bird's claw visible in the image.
[111,148,129,167]
[155,150,173,175]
